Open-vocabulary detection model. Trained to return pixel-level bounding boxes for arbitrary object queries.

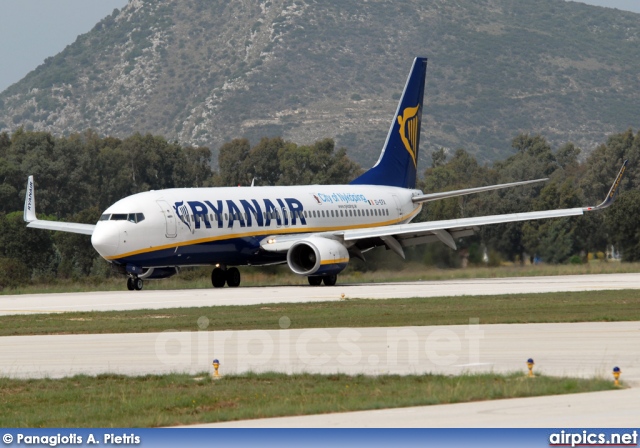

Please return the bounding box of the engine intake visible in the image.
[287,237,349,276]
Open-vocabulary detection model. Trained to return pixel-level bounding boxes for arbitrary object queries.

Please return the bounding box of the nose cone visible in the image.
[91,225,119,258]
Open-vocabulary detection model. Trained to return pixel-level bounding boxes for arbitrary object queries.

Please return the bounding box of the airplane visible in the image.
[23,57,627,291]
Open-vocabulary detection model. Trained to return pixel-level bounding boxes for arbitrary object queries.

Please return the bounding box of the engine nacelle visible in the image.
[287,237,349,276]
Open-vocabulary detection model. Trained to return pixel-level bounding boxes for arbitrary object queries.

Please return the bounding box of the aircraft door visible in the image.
[156,200,177,238]
[392,195,403,221]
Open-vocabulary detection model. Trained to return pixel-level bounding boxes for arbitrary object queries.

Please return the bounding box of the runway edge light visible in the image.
[613,366,621,387]
[212,358,221,380]
[527,358,535,378]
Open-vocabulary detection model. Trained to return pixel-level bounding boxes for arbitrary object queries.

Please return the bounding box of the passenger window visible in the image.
[340,210,344,217]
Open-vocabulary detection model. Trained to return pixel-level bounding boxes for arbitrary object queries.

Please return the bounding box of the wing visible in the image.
[260,160,627,259]
[341,207,584,254]
[341,160,628,256]
[23,176,96,236]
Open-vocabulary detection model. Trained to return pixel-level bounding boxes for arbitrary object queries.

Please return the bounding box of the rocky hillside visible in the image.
[1,0,639,167]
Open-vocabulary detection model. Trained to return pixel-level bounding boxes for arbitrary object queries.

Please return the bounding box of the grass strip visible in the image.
[1,290,640,336]
[0,372,617,427]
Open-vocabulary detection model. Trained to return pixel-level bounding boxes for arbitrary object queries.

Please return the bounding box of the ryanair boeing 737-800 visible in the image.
[23,57,627,290]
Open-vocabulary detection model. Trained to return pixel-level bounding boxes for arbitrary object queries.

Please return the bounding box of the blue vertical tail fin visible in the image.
[350,57,427,189]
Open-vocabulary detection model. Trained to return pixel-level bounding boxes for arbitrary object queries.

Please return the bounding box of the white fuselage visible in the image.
[91,184,422,269]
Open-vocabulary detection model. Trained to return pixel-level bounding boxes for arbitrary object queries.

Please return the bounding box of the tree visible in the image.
[243,137,286,186]
[521,179,583,263]
[217,138,251,186]
[556,142,581,171]
[0,211,57,278]
[278,139,361,186]
[481,134,561,262]
[605,190,640,262]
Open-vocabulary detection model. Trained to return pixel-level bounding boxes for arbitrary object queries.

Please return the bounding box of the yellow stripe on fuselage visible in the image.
[105,207,421,261]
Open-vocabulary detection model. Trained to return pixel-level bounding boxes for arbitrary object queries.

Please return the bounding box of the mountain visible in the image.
[1,0,639,168]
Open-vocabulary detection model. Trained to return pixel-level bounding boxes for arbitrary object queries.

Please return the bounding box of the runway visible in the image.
[2,274,639,427]
[1,272,639,316]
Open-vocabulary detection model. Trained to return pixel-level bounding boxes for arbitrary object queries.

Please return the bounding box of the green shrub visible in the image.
[0,257,30,290]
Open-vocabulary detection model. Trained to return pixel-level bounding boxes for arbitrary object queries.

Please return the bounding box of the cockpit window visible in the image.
[107,213,145,223]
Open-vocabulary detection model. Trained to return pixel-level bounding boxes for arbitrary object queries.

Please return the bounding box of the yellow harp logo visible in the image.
[397,105,420,167]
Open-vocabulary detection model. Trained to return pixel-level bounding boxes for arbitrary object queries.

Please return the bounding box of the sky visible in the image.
[0,0,639,93]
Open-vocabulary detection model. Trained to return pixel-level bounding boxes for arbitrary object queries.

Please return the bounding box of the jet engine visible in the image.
[286,237,349,276]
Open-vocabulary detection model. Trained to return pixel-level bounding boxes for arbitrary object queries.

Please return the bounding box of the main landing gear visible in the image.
[308,274,337,286]
[211,266,241,288]
[126,277,144,291]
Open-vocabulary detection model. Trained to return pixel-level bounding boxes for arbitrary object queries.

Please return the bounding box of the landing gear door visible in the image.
[157,200,177,238]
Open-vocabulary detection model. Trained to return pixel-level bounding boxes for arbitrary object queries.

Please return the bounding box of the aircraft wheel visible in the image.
[226,267,241,287]
[322,274,337,286]
[211,267,226,288]
[308,276,323,286]
[126,277,135,291]
[133,278,144,291]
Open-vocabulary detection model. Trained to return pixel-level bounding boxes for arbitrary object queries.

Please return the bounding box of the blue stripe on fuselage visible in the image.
[112,235,285,267]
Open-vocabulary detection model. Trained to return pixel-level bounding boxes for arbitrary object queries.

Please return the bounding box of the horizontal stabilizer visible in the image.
[412,178,548,203]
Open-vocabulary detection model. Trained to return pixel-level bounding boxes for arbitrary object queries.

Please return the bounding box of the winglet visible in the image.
[24,175,37,222]
[583,160,628,212]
